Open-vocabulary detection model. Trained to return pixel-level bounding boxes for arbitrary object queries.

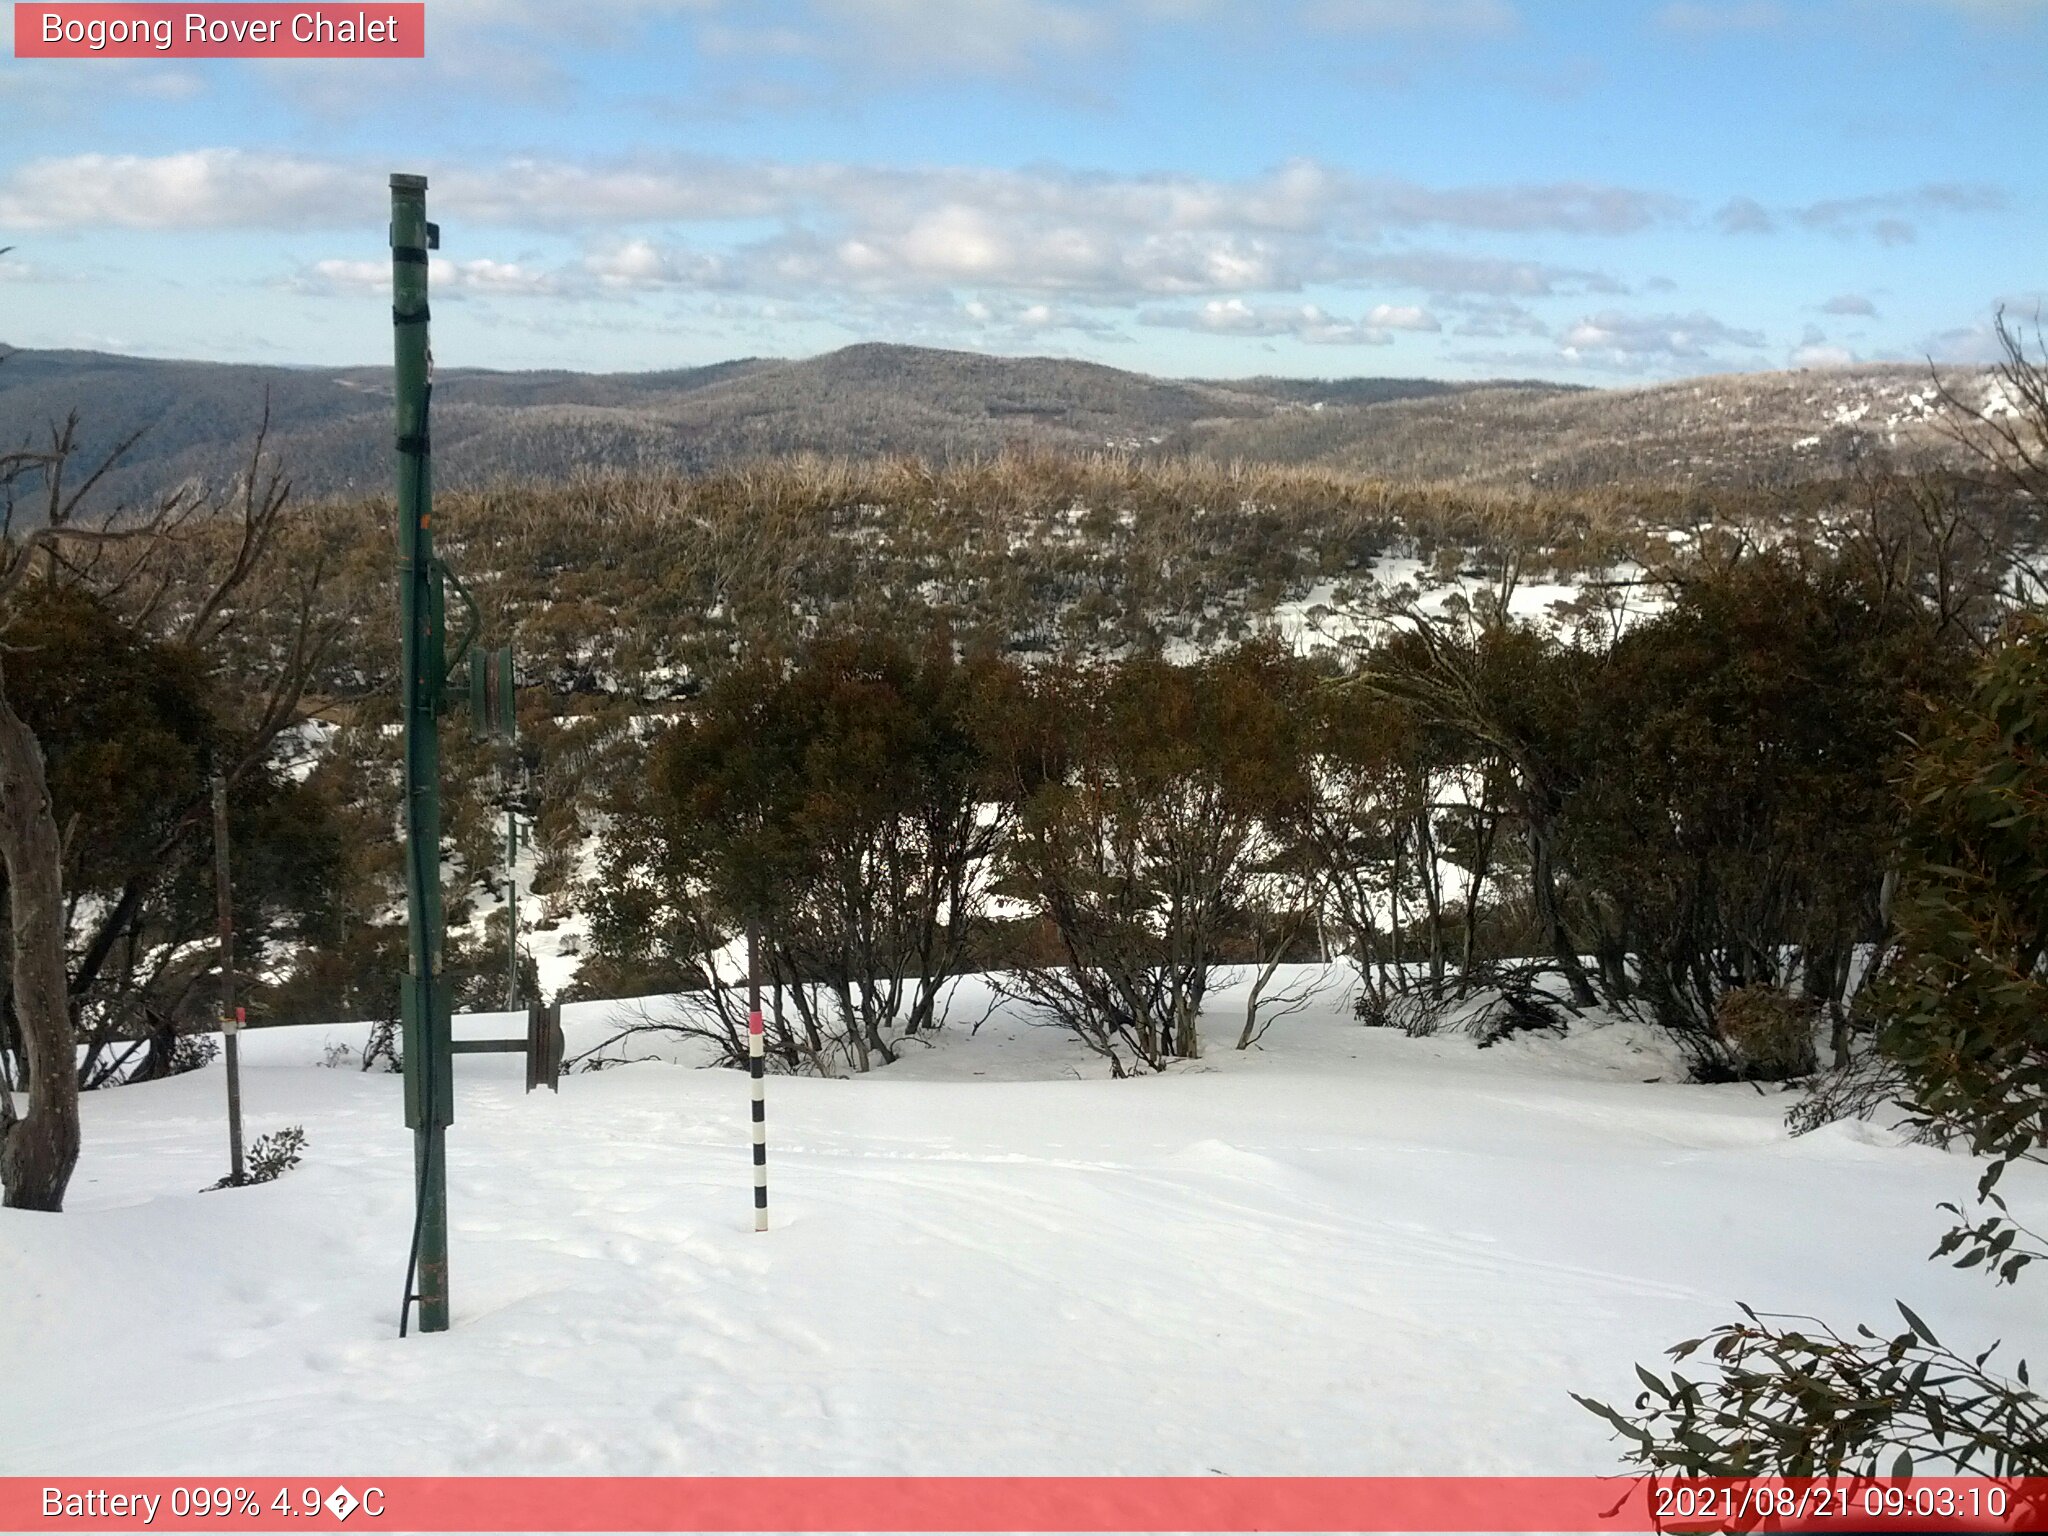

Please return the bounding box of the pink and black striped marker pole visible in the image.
[746,926,768,1232]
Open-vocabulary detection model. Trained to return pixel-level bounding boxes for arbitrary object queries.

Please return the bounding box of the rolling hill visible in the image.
[0,340,1988,514]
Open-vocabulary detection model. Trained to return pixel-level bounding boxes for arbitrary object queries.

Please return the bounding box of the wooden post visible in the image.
[211,773,244,1188]
[504,789,519,1012]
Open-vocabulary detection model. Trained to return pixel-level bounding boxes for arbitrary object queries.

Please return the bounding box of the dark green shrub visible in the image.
[1716,985,1820,1082]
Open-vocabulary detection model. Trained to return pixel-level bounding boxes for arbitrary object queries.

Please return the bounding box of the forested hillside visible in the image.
[5,339,2004,515]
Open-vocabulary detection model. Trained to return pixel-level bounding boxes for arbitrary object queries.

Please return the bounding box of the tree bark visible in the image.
[0,680,80,1211]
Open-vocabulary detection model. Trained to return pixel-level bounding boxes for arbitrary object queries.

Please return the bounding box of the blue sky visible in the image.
[1,0,2041,380]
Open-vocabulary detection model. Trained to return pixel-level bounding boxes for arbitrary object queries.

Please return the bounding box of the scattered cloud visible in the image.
[1365,303,1442,331]
[1821,292,1879,316]
[695,22,820,57]
[1141,298,1405,345]
[432,0,1152,87]
[0,150,1685,249]
[1914,309,2039,365]
[956,296,1124,339]
[583,239,734,290]
[283,255,565,296]
[1714,182,2003,242]
[1788,322,1854,367]
[1655,0,2044,30]
[0,150,358,231]
[1443,297,1551,338]
[1558,309,1767,368]
[1715,196,1777,235]
[1348,251,1625,297]
[1359,180,1682,236]
[811,0,1111,76]
[1909,0,2048,24]
[1658,1,1784,32]
[1303,0,1518,35]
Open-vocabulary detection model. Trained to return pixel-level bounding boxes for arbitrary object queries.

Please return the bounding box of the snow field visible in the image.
[3,971,2042,1480]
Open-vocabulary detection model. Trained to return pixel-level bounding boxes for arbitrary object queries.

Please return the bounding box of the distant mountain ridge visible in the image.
[0,340,1980,512]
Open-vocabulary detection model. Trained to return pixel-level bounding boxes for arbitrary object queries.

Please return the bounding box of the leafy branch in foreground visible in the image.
[1573,1303,2045,1478]
[1931,1192,2045,1290]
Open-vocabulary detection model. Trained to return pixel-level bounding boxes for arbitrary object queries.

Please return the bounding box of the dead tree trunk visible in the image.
[0,680,79,1211]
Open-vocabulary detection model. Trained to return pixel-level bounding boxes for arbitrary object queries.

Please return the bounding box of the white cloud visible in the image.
[1910,0,2047,21]
[1140,298,1407,345]
[1821,293,1878,316]
[1918,318,2016,364]
[439,0,1120,81]
[284,256,564,296]
[1715,196,1776,234]
[1444,298,1550,338]
[814,210,1296,297]
[1349,251,1623,296]
[583,239,732,290]
[1658,1,1784,31]
[1559,309,1766,366]
[1716,183,2003,242]
[1662,0,2044,27]
[0,150,359,231]
[810,0,1111,75]
[1365,303,1441,331]
[1304,0,1517,34]
[12,149,1810,368]
[0,149,1685,253]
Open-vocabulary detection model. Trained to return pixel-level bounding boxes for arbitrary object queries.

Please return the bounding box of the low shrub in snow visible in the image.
[208,1126,309,1190]
[169,1034,220,1075]
[360,1018,401,1073]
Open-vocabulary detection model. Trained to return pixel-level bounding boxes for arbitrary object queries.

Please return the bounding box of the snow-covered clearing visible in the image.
[4,971,2042,1477]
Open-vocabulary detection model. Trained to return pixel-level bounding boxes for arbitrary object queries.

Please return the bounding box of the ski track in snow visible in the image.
[3,971,2042,1477]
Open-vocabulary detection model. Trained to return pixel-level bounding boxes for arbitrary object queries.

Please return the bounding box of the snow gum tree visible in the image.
[591,628,1013,1074]
[1577,617,2048,1480]
[0,408,324,1211]
[993,640,1312,1074]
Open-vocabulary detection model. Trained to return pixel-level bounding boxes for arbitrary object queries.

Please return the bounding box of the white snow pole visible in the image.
[747,925,768,1232]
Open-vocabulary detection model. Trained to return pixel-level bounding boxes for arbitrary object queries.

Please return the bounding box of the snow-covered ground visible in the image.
[4,970,2041,1477]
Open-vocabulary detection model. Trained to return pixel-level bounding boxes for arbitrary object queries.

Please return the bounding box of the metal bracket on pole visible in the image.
[401,974,456,1131]
[440,562,482,691]
[525,1001,564,1093]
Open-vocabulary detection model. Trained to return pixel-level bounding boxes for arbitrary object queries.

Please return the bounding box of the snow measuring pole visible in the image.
[392,172,456,1336]
[747,926,769,1232]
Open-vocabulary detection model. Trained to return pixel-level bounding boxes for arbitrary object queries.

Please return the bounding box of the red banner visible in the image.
[13,4,424,58]
[5,1478,2048,1532]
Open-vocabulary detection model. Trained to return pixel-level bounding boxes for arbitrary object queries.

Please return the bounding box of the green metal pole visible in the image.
[392,172,451,1335]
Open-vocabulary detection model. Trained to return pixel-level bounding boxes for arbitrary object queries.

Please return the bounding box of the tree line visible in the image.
[580,519,2008,1082]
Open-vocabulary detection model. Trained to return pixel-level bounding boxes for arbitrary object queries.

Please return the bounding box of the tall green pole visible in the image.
[392,172,451,1335]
